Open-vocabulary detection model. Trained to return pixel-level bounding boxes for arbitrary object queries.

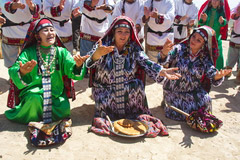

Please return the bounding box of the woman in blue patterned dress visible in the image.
[86,16,181,137]
[158,26,232,121]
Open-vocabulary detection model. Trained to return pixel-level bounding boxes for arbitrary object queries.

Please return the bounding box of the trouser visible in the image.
[80,38,96,56]
[226,46,240,70]
[72,15,81,51]
[2,43,20,68]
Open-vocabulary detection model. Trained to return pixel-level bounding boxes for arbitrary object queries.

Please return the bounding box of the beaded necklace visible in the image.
[38,45,56,75]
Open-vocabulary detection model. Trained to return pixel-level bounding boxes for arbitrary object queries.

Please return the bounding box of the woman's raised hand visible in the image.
[92,40,114,61]
[19,60,37,76]
[201,13,208,22]
[0,15,6,25]
[26,0,35,11]
[59,0,66,10]
[74,55,90,68]
[161,39,174,57]
[12,0,25,10]
[159,67,181,80]
[214,69,232,80]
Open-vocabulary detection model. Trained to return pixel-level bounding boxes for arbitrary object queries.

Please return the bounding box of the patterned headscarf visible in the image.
[100,16,143,51]
[21,18,64,51]
[191,26,219,65]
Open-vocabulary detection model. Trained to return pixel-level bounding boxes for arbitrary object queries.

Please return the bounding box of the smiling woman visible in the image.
[5,18,89,124]
[86,16,182,137]
[158,26,232,121]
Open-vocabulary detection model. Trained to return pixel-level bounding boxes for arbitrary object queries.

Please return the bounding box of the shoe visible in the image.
[224,66,232,77]
[234,70,240,84]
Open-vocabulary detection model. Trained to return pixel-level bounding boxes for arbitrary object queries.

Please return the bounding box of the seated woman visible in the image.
[86,16,181,137]
[5,18,89,124]
[158,26,232,121]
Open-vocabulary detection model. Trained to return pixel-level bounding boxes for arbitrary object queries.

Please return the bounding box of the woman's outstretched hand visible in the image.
[92,39,114,61]
[19,60,37,76]
[159,67,181,80]
[74,55,90,68]
[214,69,232,80]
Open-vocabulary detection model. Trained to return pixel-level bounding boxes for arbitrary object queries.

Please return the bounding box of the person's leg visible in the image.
[80,39,96,77]
[216,40,224,70]
[5,93,43,124]
[79,39,96,56]
[72,15,81,51]
[63,41,74,54]
[2,43,20,68]
[146,50,159,63]
[235,48,240,83]
[225,46,238,77]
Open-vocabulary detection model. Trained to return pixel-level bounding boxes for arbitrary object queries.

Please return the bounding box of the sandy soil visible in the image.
[0,40,239,160]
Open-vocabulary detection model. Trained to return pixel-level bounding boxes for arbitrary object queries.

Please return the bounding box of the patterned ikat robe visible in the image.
[159,43,223,121]
[86,41,165,121]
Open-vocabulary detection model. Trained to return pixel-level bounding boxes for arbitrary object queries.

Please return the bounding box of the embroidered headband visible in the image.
[114,20,131,29]
[36,23,53,32]
[196,29,208,42]
[114,23,131,29]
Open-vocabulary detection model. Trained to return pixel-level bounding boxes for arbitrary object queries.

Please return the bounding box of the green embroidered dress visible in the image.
[5,45,84,124]
[199,7,227,70]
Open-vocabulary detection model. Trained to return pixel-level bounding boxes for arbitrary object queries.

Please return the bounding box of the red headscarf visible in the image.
[198,0,230,40]
[100,16,143,50]
[21,18,64,51]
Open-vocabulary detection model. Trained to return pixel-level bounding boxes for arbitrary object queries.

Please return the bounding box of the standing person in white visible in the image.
[43,0,81,53]
[225,2,240,83]
[143,0,175,63]
[112,0,145,44]
[79,0,115,57]
[0,0,41,68]
[173,0,198,44]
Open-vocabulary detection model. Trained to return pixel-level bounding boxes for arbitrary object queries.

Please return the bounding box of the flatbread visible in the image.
[113,119,147,136]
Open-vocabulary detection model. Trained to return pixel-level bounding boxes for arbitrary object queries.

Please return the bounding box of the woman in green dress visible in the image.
[5,18,89,124]
[198,0,230,70]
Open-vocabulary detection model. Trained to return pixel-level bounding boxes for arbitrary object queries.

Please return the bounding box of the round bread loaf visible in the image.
[113,119,147,136]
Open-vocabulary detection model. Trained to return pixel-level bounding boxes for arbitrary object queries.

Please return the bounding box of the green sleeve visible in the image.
[8,49,34,90]
[58,47,86,80]
[198,19,206,26]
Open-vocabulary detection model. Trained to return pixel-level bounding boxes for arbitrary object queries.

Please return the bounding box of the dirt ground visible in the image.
[0,40,239,160]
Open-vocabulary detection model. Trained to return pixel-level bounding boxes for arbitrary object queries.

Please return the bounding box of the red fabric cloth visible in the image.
[198,0,231,40]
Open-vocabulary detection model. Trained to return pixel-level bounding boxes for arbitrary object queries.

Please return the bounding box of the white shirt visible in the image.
[112,0,145,39]
[43,0,79,37]
[1,0,42,38]
[230,3,240,44]
[144,0,175,46]
[81,0,115,37]
[173,0,198,39]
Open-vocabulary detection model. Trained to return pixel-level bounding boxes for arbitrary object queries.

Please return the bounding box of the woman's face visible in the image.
[38,26,56,47]
[185,0,193,4]
[190,32,205,52]
[114,27,131,47]
[211,0,220,9]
